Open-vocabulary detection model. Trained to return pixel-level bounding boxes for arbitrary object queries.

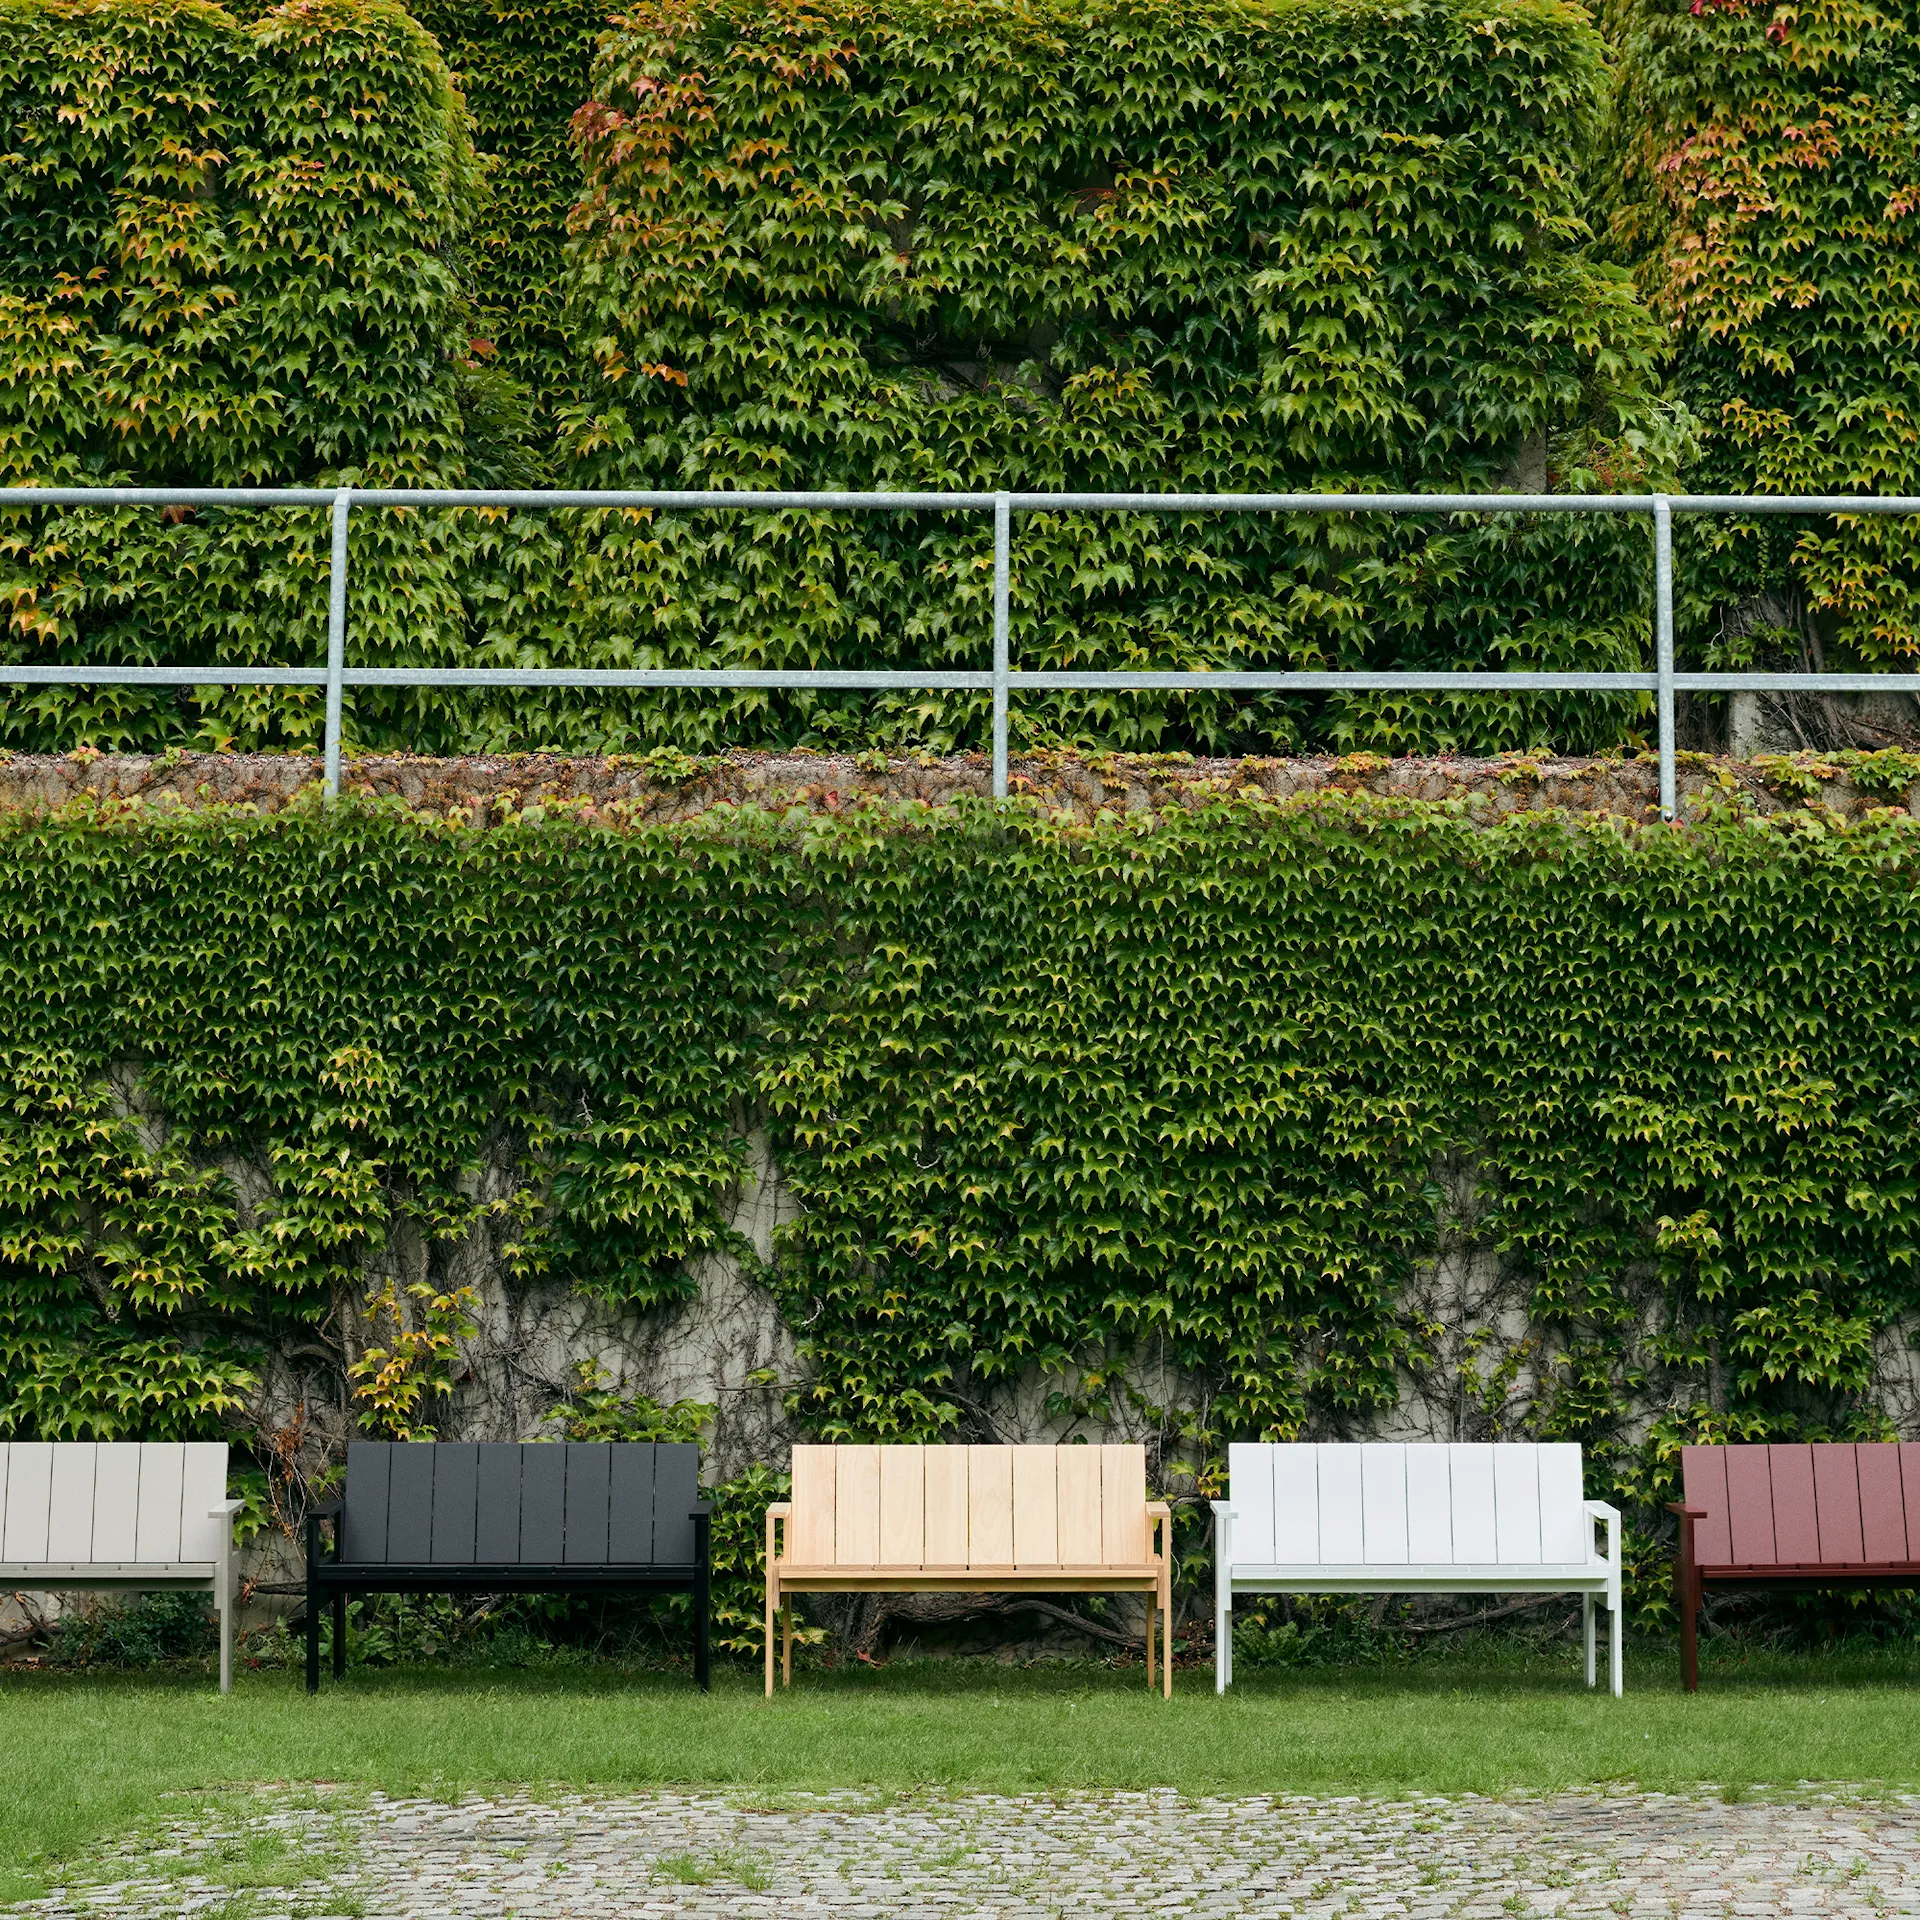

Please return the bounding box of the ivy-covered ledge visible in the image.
[1,747,1917,824]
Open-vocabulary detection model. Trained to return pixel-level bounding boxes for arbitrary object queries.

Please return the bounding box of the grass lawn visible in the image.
[5,1642,1920,1904]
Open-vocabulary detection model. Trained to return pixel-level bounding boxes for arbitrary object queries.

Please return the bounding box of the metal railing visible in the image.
[7,485,1920,818]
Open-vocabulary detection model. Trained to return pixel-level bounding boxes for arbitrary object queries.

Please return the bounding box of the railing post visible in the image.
[1655,494,1675,822]
[323,487,350,800]
[991,490,1010,800]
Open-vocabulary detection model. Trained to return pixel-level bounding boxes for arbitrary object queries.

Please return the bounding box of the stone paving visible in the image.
[17,1786,1920,1919]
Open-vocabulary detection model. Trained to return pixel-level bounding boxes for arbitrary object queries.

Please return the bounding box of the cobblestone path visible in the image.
[16,1786,1920,1918]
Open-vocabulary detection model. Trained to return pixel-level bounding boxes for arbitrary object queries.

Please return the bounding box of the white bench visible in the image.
[0,1442,241,1690]
[1212,1442,1623,1696]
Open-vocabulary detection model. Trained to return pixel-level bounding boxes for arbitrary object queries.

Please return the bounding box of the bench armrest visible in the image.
[1209,1500,1236,1517]
[1146,1501,1172,1563]
[765,1501,791,1569]
[209,1499,246,1519]
[1666,1503,1707,1518]
[305,1500,342,1568]
[1583,1500,1621,1566]
[689,1502,714,1518]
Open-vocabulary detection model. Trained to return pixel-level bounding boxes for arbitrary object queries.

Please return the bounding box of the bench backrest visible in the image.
[1227,1442,1591,1566]
[341,1441,700,1567]
[1681,1442,1920,1568]
[0,1442,229,1565]
[786,1444,1149,1570]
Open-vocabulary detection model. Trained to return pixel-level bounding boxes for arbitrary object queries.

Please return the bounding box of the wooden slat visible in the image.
[1318,1445,1365,1562]
[923,1446,968,1568]
[835,1447,882,1567]
[1055,1446,1103,1565]
[430,1444,479,1565]
[132,1442,183,1564]
[91,1446,142,1563]
[878,1446,926,1568]
[1900,1444,1920,1561]
[1012,1448,1059,1568]
[1404,1447,1453,1563]
[1857,1445,1907,1564]
[341,1443,390,1563]
[46,1444,97,1562]
[652,1444,701,1564]
[1359,1444,1409,1564]
[1493,1447,1542,1563]
[1227,1444,1273,1563]
[474,1443,521,1561]
[1724,1447,1774,1565]
[1447,1446,1497,1563]
[0,1447,9,1551]
[1813,1445,1865,1564]
[563,1443,612,1564]
[385,1444,436,1562]
[178,1444,227,1561]
[1681,1446,1733,1565]
[1768,1445,1819,1563]
[1099,1445,1145,1566]
[1269,1446,1317,1563]
[608,1443,656,1563]
[1537,1444,1588,1563]
[519,1443,566,1563]
[968,1446,1014,1569]
[789,1447,837,1565]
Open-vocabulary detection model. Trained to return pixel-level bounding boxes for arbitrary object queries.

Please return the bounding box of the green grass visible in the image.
[5,1645,1920,1906]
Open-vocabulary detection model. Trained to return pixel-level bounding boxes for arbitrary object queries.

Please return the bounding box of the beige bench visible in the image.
[765,1443,1173,1695]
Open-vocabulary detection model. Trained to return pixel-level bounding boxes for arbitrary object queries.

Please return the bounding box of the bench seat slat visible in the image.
[1859,1445,1909,1563]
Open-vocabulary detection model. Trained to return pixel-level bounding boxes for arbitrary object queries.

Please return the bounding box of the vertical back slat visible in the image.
[1098,1445,1145,1566]
[1537,1444,1588,1563]
[1493,1447,1543,1563]
[563,1443,613,1564]
[967,1446,1014,1567]
[923,1446,968,1567]
[1317,1446,1365,1562]
[878,1446,926,1567]
[608,1443,656,1563]
[835,1446,882,1567]
[132,1442,183,1563]
[519,1443,567,1563]
[1857,1445,1906,1564]
[385,1445,436,1564]
[341,1443,391,1563]
[4,1443,54,1561]
[1011,1447,1059,1567]
[474,1444,521,1562]
[46,1443,97,1561]
[1225,1444,1273,1563]
[0,1446,10,1552]
[789,1447,837,1565]
[1900,1443,1920,1560]
[1682,1446,1734,1564]
[431,1444,480,1564]
[1269,1446,1317,1563]
[1359,1444,1409,1564]
[1404,1447,1453,1563]
[1056,1446,1103,1564]
[651,1444,700,1564]
[91,1446,142,1562]
[1723,1448,1774,1564]
[177,1443,227,1560]
[1768,1445,1819,1564]
[1448,1446,1497,1562]
[1812,1444,1865,1563]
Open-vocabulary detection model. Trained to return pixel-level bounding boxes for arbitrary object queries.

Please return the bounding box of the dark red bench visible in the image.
[1671,1442,1920,1689]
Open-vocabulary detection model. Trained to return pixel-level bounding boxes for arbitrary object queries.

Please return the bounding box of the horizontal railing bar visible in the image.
[342,668,995,689]
[0,667,328,685]
[1007,493,1655,514]
[1013,671,1661,691]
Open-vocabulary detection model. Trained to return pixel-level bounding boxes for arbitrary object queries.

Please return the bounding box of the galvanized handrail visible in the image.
[7,484,1920,816]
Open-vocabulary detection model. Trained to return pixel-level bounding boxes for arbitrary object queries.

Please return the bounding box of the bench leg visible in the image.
[1678,1574,1698,1694]
[1609,1590,1624,1699]
[781,1600,793,1687]
[1145,1592,1155,1691]
[305,1581,320,1696]
[764,1575,775,1698]
[219,1588,233,1695]
[1216,1593,1231,1696]
[1162,1572,1173,1699]
[694,1565,712,1692]
[1583,1594,1595,1688]
[333,1591,347,1679]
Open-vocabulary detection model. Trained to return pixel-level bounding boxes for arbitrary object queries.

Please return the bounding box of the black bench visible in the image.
[305,1440,711,1691]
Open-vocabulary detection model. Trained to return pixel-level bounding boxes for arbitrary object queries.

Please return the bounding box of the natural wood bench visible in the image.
[765,1443,1173,1695]
[0,1441,242,1690]
[1214,1442,1624,1695]
[1672,1441,1920,1690]
[306,1440,711,1691]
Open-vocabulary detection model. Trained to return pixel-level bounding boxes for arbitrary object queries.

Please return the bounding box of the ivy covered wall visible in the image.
[4,755,1920,1633]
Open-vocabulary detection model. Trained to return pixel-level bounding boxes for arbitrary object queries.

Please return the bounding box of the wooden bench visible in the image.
[765,1443,1174,1695]
[0,1441,241,1690]
[1672,1441,1920,1691]
[1213,1442,1624,1695]
[305,1440,711,1691]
